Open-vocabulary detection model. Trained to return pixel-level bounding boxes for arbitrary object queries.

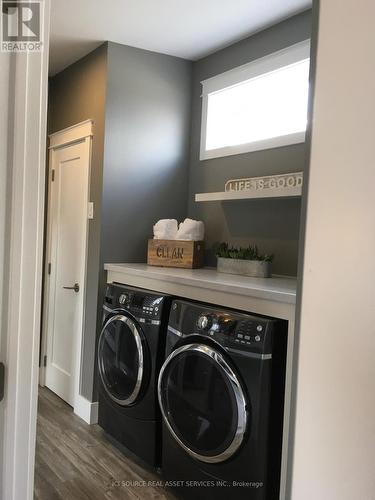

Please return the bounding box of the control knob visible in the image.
[119,293,128,305]
[197,315,213,330]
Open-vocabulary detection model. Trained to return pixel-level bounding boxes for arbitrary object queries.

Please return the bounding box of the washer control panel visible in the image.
[140,296,163,318]
[169,300,277,354]
[233,320,264,346]
[104,284,167,321]
[194,311,269,349]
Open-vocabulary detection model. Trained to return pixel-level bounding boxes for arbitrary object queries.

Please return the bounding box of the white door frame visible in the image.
[40,120,93,415]
[1,1,50,499]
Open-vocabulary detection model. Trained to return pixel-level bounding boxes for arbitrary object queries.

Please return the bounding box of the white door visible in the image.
[44,128,92,407]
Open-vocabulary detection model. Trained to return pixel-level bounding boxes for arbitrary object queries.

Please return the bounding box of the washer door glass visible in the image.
[158,343,247,463]
[98,313,146,406]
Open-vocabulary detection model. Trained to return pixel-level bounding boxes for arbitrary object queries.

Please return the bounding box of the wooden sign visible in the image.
[225,172,303,192]
[147,240,205,269]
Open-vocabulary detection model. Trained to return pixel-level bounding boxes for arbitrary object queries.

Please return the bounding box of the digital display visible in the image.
[132,295,144,308]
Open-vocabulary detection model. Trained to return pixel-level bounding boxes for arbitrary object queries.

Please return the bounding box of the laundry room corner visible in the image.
[3,2,374,500]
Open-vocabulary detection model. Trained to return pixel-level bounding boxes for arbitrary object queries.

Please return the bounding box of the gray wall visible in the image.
[101,42,192,263]
[92,42,192,398]
[48,44,108,400]
[188,10,312,276]
[48,41,192,401]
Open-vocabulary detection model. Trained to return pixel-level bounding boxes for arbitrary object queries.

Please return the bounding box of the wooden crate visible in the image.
[147,240,205,269]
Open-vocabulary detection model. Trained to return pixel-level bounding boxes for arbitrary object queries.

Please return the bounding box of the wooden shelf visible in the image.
[195,186,302,202]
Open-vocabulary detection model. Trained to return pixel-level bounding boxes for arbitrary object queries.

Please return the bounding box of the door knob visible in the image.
[63,283,80,293]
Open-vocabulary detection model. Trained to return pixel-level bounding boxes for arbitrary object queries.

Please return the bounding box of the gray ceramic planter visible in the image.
[217,257,272,278]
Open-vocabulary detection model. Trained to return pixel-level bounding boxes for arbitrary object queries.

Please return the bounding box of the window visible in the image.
[200,40,310,160]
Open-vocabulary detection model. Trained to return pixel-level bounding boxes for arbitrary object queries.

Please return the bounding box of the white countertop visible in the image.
[104,263,297,305]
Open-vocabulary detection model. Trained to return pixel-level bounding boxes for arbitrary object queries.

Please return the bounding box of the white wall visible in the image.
[291,1,375,499]
[0,51,11,495]
[0,56,10,330]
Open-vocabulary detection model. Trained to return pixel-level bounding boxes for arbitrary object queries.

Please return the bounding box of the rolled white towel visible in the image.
[153,219,178,240]
[175,218,205,241]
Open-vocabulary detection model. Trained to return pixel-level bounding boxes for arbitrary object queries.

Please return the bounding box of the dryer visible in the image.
[158,299,287,499]
[97,283,171,467]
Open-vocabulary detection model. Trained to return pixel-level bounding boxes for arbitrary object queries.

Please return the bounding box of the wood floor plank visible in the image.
[34,387,176,500]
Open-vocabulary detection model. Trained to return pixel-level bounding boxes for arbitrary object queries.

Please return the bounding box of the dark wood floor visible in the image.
[35,387,176,500]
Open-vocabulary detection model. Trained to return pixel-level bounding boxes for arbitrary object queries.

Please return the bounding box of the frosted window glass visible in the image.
[205,59,310,151]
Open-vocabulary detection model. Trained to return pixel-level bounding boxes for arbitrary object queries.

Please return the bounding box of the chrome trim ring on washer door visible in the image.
[158,343,248,464]
[98,314,144,406]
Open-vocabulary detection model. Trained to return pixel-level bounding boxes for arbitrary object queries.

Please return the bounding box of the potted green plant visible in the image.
[215,242,274,278]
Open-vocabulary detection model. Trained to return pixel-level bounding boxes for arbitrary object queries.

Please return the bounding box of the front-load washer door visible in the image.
[98,312,148,406]
[158,343,248,464]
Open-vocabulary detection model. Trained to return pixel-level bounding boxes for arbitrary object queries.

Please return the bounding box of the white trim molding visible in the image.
[49,119,94,149]
[201,40,311,94]
[74,395,99,425]
[2,1,50,499]
[200,39,311,161]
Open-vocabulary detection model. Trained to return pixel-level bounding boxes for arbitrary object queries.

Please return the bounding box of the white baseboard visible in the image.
[74,394,99,424]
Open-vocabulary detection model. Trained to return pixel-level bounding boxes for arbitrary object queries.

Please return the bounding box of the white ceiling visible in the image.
[49,0,312,76]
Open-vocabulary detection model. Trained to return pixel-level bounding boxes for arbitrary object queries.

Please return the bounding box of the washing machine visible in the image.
[158,299,287,499]
[97,283,171,467]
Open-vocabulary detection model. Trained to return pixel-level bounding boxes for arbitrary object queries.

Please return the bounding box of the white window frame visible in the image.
[200,39,311,161]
